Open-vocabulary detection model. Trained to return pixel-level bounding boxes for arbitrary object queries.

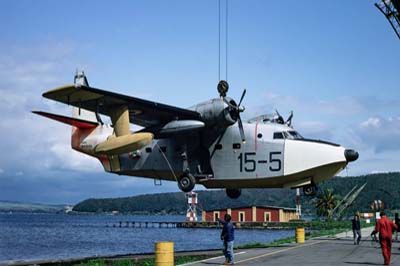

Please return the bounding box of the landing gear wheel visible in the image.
[226,188,242,199]
[303,184,317,196]
[178,174,196,192]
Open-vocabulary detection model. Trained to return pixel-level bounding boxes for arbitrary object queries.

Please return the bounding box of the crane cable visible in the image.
[218,0,229,82]
[226,0,228,82]
[218,0,221,81]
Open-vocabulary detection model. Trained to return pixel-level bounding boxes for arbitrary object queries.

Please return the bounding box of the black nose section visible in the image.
[345,149,359,162]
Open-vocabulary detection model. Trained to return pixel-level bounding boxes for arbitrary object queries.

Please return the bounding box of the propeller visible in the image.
[275,109,294,127]
[286,111,293,127]
[218,80,246,143]
[236,89,246,143]
[275,109,285,124]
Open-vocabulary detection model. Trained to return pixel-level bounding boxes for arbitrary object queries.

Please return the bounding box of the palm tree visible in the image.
[316,189,338,220]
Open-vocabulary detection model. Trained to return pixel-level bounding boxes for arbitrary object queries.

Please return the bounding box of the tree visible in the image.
[316,189,339,220]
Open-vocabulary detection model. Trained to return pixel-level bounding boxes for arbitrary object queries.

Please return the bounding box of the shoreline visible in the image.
[2,227,368,266]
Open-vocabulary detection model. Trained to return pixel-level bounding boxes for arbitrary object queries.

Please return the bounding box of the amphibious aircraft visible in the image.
[34,71,359,199]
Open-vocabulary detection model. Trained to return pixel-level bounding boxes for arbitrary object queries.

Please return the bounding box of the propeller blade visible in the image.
[223,97,234,108]
[238,89,247,107]
[238,115,245,143]
[286,111,293,126]
[275,109,284,124]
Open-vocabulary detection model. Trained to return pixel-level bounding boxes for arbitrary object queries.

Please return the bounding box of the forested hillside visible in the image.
[0,201,66,213]
[73,172,400,216]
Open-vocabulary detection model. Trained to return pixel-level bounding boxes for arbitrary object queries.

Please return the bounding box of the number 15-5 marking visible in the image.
[238,152,282,172]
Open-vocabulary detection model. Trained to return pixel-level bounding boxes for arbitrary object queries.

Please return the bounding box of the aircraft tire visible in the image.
[178,174,196,192]
[226,188,241,199]
[303,184,317,196]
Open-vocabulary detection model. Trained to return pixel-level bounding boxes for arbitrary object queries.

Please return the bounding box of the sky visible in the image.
[0,0,399,204]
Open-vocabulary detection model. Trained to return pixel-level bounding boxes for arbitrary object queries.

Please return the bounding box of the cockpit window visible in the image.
[274,131,303,140]
[287,131,303,140]
[273,132,284,139]
[283,131,290,139]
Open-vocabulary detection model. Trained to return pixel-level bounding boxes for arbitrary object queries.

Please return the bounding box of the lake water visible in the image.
[0,213,294,263]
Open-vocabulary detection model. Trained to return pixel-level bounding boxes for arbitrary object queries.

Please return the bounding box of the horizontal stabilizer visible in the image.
[32,111,98,129]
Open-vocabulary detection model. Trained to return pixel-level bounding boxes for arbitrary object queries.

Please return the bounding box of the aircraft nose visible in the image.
[344,149,359,162]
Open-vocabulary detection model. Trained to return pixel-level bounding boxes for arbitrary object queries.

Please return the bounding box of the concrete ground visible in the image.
[180,227,400,266]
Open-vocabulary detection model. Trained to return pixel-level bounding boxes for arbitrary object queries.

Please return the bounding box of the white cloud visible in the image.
[0,40,94,175]
[49,143,102,172]
[360,117,381,128]
[357,116,400,153]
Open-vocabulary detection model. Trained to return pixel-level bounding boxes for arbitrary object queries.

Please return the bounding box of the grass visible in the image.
[237,225,351,249]
[75,259,107,266]
[68,255,209,266]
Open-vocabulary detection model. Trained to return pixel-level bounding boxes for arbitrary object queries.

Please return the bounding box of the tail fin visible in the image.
[72,70,103,125]
[71,107,100,126]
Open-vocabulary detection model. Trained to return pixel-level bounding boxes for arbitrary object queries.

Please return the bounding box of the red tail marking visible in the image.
[33,111,98,129]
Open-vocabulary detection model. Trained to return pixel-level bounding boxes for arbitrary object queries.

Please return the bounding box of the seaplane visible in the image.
[34,71,358,199]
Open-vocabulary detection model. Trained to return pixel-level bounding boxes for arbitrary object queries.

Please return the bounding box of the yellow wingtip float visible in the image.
[94,133,154,156]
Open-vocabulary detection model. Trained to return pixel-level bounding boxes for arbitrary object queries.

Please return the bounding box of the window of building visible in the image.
[214,211,220,222]
[145,147,152,153]
[239,212,245,222]
[264,212,271,222]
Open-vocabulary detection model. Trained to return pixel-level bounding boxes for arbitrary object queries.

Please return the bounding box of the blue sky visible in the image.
[0,0,399,204]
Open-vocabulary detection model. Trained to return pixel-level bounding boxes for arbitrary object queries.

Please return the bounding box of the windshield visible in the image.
[286,130,303,140]
[274,131,304,140]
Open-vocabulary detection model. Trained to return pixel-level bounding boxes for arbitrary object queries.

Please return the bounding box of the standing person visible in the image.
[352,214,361,245]
[371,211,398,265]
[219,214,235,265]
[394,213,400,241]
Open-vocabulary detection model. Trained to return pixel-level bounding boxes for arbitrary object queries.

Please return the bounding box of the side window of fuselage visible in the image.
[273,132,284,139]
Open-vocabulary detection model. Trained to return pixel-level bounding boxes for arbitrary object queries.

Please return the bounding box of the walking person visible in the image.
[371,211,398,265]
[219,214,235,265]
[394,213,400,241]
[352,214,361,245]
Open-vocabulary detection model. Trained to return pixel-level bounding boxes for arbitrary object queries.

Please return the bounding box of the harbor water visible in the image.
[0,213,294,263]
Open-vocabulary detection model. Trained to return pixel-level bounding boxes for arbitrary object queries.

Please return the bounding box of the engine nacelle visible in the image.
[191,97,238,127]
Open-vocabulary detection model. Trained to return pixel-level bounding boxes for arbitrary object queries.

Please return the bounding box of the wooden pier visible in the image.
[109,221,184,228]
[108,221,311,230]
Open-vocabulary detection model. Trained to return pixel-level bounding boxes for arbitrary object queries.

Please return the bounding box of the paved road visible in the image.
[180,227,400,266]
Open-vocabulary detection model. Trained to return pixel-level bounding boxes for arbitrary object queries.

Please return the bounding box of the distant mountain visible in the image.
[73,172,400,216]
[0,201,69,213]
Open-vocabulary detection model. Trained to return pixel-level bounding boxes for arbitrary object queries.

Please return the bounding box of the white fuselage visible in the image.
[205,121,347,188]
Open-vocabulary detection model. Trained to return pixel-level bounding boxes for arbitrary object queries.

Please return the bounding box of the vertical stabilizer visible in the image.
[71,70,100,124]
[70,70,101,152]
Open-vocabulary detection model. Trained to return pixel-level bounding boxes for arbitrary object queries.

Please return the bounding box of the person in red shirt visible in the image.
[371,211,398,265]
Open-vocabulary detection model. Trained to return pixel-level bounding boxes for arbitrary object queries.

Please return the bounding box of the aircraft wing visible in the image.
[42,84,201,127]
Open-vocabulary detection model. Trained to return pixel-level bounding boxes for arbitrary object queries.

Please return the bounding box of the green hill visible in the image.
[73,172,400,216]
[0,201,67,213]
